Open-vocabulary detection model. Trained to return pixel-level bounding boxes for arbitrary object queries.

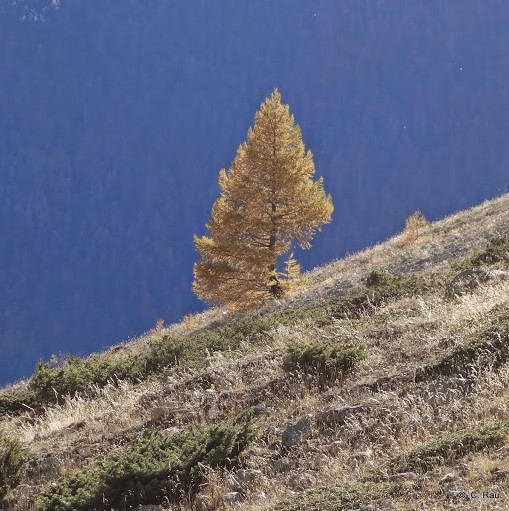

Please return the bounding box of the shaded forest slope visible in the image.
[3,0,509,384]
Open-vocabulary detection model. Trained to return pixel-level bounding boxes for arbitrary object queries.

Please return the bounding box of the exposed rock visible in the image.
[222,491,242,503]
[439,472,455,485]
[40,455,60,472]
[253,402,267,415]
[281,415,313,449]
[309,452,329,470]
[491,468,508,481]
[24,454,61,480]
[77,446,92,458]
[163,426,181,435]
[251,491,267,501]
[270,457,293,474]
[359,505,374,511]
[137,506,163,511]
[150,407,168,422]
[316,404,367,428]
[287,471,316,491]
[235,468,264,490]
[351,450,373,460]
[386,472,418,482]
[377,498,395,509]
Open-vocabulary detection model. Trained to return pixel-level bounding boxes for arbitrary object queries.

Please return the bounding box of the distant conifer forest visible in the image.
[1,0,509,383]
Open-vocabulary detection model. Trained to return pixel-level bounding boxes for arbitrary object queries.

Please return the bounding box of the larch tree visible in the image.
[402,210,428,247]
[193,88,333,310]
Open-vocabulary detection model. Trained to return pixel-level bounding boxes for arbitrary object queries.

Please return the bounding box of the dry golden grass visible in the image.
[4,192,509,510]
[281,192,509,310]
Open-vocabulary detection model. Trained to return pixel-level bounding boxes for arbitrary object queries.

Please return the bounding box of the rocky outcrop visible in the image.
[281,415,313,450]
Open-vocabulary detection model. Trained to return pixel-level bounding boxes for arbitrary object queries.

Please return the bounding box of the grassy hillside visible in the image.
[2,194,509,510]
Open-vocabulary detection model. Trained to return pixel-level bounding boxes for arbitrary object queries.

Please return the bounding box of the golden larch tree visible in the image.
[193,89,333,310]
[402,210,428,247]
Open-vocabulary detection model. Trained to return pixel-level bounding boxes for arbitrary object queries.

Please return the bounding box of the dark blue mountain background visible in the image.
[2,0,509,385]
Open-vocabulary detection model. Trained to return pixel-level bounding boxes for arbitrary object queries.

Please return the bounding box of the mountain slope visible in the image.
[1,193,509,510]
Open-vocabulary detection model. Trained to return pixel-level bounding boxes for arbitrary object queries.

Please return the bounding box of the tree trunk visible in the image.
[268,203,282,298]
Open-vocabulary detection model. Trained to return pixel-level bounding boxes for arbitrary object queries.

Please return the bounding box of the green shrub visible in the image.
[35,411,258,511]
[146,313,274,372]
[283,341,366,389]
[30,353,146,403]
[278,270,447,328]
[26,313,275,411]
[274,289,380,328]
[450,231,509,272]
[0,387,40,416]
[415,303,509,381]
[0,430,25,500]
[376,421,509,477]
[366,270,447,298]
[366,269,400,288]
[470,231,509,267]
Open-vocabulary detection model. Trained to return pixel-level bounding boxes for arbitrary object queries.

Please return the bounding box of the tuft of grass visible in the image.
[282,341,367,389]
[375,421,509,478]
[269,482,400,511]
[470,230,509,267]
[0,430,25,501]
[365,269,400,288]
[415,303,509,381]
[450,230,509,272]
[35,410,258,511]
